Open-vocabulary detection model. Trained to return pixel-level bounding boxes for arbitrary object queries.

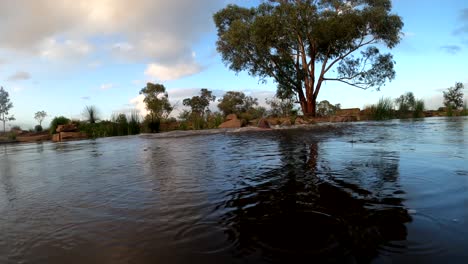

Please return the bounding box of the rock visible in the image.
[56,123,78,133]
[257,118,270,129]
[219,114,242,128]
[294,117,307,125]
[225,114,238,121]
[52,133,61,142]
[219,119,242,129]
[59,132,88,142]
[281,119,292,126]
[16,134,51,142]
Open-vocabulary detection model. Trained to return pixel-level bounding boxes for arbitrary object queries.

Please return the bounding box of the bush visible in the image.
[35,125,43,132]
[49,116,70,134]
[370,97,394,120]
[413,99,425,118]
[462,102,468,116]
[7,132,16,140]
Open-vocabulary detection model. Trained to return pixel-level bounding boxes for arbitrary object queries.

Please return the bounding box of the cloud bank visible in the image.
[0,0,225,80]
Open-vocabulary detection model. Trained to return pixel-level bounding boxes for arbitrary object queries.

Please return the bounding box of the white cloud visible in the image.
[100,83,113,90]
[130,94,149,116]
[144,62,202,81]
[39,38,93,61]
[7,71,31,81]
[0,0,224,74]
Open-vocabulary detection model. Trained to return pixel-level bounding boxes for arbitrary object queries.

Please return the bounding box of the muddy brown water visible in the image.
[1,117,467,263]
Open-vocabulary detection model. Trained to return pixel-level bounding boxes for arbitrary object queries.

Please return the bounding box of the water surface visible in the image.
[1,117,467,263]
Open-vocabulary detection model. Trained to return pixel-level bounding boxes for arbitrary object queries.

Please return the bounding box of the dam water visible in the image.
[1,117,467,263]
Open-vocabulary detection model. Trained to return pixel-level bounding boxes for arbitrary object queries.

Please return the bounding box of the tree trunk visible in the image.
[299,95,317,117]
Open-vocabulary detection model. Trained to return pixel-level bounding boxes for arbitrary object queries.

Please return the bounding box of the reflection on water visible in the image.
[0,117,467,263]
[219,136,410,263]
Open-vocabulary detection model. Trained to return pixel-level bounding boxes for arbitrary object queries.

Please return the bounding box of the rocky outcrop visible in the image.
[53,123,87,142]
[16,134,51,142]
[294,117,308,125]
[219,114,242,129]
[59,132,88,142]
[56,123,78,133]
[281,119,292,126]
[257,118,270,129]
[52,133,61,142]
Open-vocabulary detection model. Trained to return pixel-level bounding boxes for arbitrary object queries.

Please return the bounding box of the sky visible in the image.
[0,0,467,129]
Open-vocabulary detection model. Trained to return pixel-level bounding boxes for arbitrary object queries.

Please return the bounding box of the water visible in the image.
[1,117,467,263]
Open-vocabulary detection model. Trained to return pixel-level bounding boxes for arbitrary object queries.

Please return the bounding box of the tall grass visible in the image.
[372,97,394,120]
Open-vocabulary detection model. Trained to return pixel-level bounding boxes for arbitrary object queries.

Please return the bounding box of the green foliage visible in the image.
[0,86,15,132]
[443,82,464,109]
[446,105,454,117]
[395,92,415,114]
[316,100,341,117]
[128,111,141,135]
[181,89,217,130]
[413,99,425,118]
[78,112,141,138]
[49,116,71,134]
[266,93,297,117]
[461,102,468,116]
[35,125,43,132]
[367,97,394,120]
[115,114,129,136]
[7,132,16,140]
[183,88,216,117]
[214,0,403,115]
[217,91,258,117]
[239,106,266,122]
[34,111,47,126]
[140,83,173,133]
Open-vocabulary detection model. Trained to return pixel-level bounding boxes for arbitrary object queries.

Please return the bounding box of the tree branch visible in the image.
[324,37,376,74]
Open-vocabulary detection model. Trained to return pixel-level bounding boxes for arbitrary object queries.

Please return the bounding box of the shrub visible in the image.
[49,116,70,134]
[371,97,394,120]
[413,99,425,118]
[128,111,141,135]
[35,125,43,132]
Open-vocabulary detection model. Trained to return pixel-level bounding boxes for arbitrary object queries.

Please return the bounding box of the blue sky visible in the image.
[0,0,467,129]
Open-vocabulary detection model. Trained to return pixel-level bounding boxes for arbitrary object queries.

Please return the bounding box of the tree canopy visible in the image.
[34,111,48,126]
[0,86,15,132]
[183,88,216,117]
[140,82,173,121]
[214,0,403,116]
[217,91,258,116]
[443,82,464,109]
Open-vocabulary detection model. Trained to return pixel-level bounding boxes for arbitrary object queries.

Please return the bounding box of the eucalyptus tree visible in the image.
[214,0,403,116]
[139,82,173,132]
[0,86,15,132]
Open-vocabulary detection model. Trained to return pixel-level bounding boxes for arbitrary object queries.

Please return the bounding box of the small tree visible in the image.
[183,88,216,118]
[115,114,129,136]
[83,106,99,124]
[395,92,416,113]
[218,91,258,116]
[443,82,464,110]
[139,83,173,132]
[0,86,15,133]
[316,100,341,117]
[34,111,47,126]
